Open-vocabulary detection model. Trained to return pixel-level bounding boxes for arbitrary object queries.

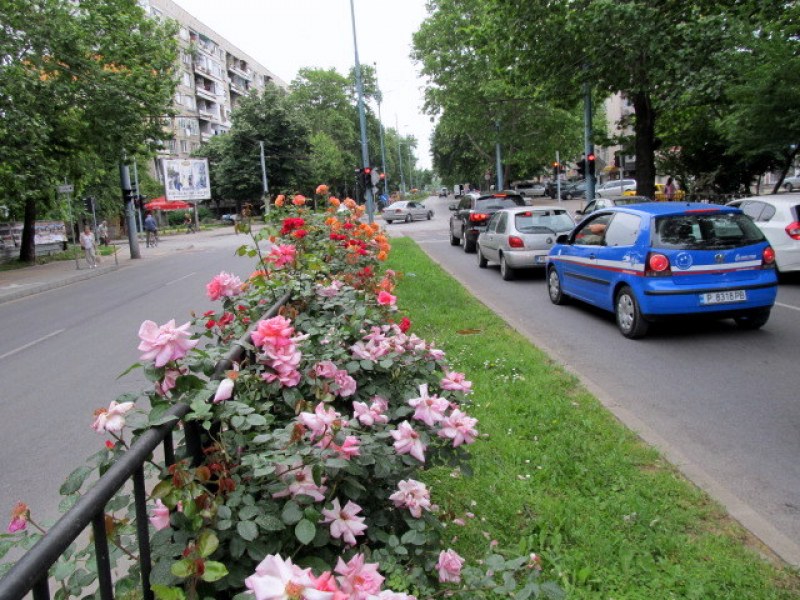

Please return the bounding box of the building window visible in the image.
[181,72,192,88]
[183,95,195,110]
[180,140,189,154]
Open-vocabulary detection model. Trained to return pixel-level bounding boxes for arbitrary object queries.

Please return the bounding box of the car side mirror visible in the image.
[556,234,570,244]
[449,204,457,211]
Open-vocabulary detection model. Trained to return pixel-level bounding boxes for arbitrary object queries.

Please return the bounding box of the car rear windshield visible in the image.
[476,196,525,211]
[652,212,765,250]
[515,210,573,233]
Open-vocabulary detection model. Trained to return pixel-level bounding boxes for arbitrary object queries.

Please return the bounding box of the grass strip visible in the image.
[386,237,800,599]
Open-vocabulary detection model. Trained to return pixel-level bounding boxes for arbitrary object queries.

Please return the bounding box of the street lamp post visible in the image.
[259,141,270,214]
[348,0,375,224]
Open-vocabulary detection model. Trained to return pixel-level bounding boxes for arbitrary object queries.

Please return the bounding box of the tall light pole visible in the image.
[348,0,375,223]
[373,62,388,203]
[259,141,270,214]
[495,120,503,191]
[395,115,406,195]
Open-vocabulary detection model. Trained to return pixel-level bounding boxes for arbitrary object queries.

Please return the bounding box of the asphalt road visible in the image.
[385,194,800,565]
[0,230,255,526]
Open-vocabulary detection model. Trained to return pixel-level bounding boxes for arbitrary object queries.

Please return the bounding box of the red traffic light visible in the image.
[587,153,596,161]
[364,167,372,174]
[379,173,385,179]
[552,162,560,167]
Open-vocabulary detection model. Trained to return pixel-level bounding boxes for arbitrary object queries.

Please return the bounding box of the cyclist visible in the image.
[144,211,159,247]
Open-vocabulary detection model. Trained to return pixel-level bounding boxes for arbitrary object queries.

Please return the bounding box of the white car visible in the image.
[781,175,800,192]
[595,179,637,198]
[381,201,433,224]
[727,195,800,273]
[513,181,547,197]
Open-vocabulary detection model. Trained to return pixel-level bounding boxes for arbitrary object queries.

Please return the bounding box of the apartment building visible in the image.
[601,93,635,183]
[138,0,287,162]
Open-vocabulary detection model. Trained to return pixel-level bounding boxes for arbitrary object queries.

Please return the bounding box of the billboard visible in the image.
[163,158,211,201]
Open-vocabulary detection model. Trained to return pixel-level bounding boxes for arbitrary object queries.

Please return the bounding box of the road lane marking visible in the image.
[775,301,800,312]
[0,329,66,361]
[165,272,196,286]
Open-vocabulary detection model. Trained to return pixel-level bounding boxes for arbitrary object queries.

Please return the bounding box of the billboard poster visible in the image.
[163,158,211,201]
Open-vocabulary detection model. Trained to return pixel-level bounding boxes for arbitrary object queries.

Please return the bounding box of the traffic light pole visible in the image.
[556,151,561,203]
[583,80,596,202]
[349,0,375,224]
[120,161,141,259]
[495,120,503,191]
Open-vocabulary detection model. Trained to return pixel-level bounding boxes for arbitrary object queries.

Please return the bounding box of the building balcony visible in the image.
[193,63,224,83]
[228,81,247,96]
[195,86,218,101]
[227,63,252,81]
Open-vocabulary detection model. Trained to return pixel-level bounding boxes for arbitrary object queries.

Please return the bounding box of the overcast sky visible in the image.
[172,0,435,169]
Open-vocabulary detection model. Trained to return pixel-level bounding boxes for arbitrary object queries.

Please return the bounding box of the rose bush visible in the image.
[1,191,561,600]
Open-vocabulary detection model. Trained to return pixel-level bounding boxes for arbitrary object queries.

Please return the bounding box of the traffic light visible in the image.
[552,162,560,179]
[83,197,94,212]
[122,188,135,204]
[587,153,596,177]
[576,156,586,179]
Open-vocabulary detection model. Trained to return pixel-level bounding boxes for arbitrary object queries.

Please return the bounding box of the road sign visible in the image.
[484,172,491,181]
[57,184,74,194]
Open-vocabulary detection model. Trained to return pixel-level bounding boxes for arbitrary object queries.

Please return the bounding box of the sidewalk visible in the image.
[0,226,242,305]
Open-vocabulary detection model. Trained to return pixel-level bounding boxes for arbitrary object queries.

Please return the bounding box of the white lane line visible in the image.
[165,272,196,286]
[0,329,66,361]
[775,302,800,312]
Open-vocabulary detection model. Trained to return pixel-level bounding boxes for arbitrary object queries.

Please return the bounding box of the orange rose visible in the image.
[344,197,357,209]
[292,194,307,206]
[377,250,388,261]
[315,184,329,195]
[274,194,285,207]
[329,196,341,207]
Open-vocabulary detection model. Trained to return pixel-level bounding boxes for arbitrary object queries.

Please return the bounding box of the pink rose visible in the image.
[389,479,432,518]
[440,371,472,393]
[149,499,170,530]
[377,290,396,306]
[7,502,29,533]
[138,319,198,368]
[335,553,384,597]
[245,554,333,600]
[322,499,367,546]
[333,369,357,397]
[266,244,297,268]
[390,421,427,462]
[213,377,234,403]
[436,549,464,583]
[91,401,135,434]
[251,315,294,350]
[314,360,339,379]
[408,384,449,428]
[205,271,243,301]
[438,409,478,447]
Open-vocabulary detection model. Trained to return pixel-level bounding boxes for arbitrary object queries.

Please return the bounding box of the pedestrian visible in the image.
[97,220,109,246]
[664,177,676,201]
[183,212,195,234]
[79,225,98,268]
[144,211,158,247]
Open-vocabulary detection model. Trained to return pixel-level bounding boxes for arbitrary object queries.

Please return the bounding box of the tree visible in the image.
[0,0,178,262]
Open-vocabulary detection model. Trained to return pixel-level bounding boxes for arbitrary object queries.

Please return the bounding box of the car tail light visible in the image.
[763,246,776,266]
[645,252,671,276]
[394,209,402,213]
[508,236,524,248]
[786,221,800,240]
[469,213,489,222]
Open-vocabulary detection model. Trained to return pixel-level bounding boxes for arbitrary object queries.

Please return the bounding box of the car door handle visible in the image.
[588,253,596,260]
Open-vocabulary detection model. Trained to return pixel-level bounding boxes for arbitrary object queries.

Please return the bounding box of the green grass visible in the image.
[386,237,800,599]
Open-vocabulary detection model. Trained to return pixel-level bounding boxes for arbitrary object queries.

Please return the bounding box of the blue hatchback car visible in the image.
[546,203,778,338]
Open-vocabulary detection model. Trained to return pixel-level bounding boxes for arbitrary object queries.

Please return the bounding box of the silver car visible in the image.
[476,206,575,280]
[595,179,637,198]
[728,194,800,273]
[381,201,433,223]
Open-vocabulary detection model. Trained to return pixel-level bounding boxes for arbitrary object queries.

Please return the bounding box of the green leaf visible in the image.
[246,413,268,427]
[59,466,92,495]
[256,515,286,531]
[152,585,187,600]
[197,530,219,558]
[294,519,316,545]
[200,561,228,582]
[281,501,303,525]
[170,558,194,578]
[116,362,143,379]
[237,520,258,541]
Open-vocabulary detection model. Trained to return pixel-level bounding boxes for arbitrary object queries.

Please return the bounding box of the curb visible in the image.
[0,264,120,305]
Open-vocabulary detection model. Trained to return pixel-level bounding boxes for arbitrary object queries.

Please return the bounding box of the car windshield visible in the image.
[652,212,765,250]
[515,210,573,233]
[476,197,524,211]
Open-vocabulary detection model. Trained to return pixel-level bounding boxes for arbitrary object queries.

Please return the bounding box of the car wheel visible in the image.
[449,228,460,246]
[565,193,572,200]
[615,286,649,339]
[404,214,412,223]
[785,183,794,192]
[500,253,515,280]
[734,308,771,330]
[427,211,433,220]
[547,267,568,305]
[477,245,488,268]
[463,235,476,253]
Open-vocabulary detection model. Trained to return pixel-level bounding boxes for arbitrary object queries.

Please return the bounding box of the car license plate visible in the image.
[535,255,547,264]
[699,290,747,305]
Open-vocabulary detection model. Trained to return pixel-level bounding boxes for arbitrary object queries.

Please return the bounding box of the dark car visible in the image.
[449,191,526,253]
[546,180,585,200]
[575,195,653,217]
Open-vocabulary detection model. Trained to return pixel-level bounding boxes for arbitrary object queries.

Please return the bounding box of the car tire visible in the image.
[734,308,771,330]
[547,267,568,305]
[427,211,433,220]
[785,184,794,192]
[463,235,476,253]
[449,228,460,246]
[565,193,572,200]
[615,286,649,339]
[477,245,488,268]
[500,253,515,280]
[404,214,412,223]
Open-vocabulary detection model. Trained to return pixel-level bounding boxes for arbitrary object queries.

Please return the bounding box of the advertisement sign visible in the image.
[162,158,211,201]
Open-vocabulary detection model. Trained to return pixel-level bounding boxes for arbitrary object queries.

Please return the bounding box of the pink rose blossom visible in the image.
[205,271,243,301]
[390,421,427,463]
[299,403,346,440]
[333,369,357,397]
[325,435,360,460]
[7,502,29,533]
[251,316,295,350]
[266,244,297,269]
[314,360,339,379]
[370,592,417,600]
[335,553,384,598]
[213,377,234,403]
[316,280,344,298]
[376,290,396,306]
[138,319,198,368]
[438,410,479,447]
[155,367,184,397]
[407,384,449,428]
[436,549,464,583]
[352,398,389,427]
[245,554,334,600]
[272,463,327,502]
[428,348,446,361]
[440,371,472,393]
[322,499,368,546]
[149,499,170,530]
[91,401,135,434]
[389,479,432,518]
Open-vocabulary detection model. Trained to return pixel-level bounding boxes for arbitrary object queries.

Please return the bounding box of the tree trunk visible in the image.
[771,145,799,194]
[631,91,657,200]
[19,196,37,263]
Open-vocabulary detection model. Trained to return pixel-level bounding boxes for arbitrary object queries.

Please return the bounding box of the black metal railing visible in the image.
[0,291,290,600]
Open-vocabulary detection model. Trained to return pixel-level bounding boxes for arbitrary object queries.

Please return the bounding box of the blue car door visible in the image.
[563,213,616,304]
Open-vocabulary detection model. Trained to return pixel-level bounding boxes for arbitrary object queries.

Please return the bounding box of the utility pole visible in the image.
[556,151,561,204]
[259,141,270,214]
[583,79,596,202]
[495,120,503,191]
[374,62,388,201]
[132,156,144,237]
[349,0,375,224]
[396,115,406,195]
[120,160,141,259]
